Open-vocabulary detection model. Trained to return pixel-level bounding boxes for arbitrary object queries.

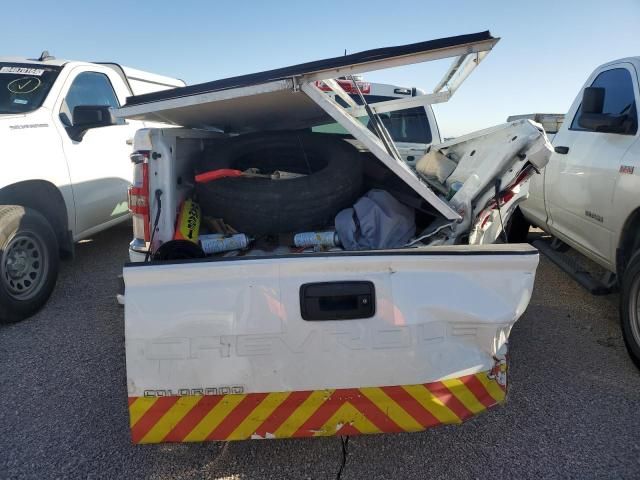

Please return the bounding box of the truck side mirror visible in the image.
[577,87,629,134]
[581,87,604,114]
[68,105,118,141]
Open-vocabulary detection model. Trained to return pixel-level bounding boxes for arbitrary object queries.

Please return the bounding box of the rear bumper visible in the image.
[128,357,507,443]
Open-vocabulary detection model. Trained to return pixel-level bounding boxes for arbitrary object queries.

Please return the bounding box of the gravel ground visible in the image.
[1,224,639,480]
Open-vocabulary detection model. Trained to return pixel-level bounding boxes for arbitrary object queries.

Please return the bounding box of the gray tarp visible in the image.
[335,189,415,250]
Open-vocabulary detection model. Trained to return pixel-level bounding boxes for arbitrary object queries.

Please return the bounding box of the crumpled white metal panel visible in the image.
[124,245,538,397]
[436,120,553,238]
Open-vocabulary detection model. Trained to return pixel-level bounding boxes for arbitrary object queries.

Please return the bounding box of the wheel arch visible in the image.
[617,207,640,277]
[0,180,72,257]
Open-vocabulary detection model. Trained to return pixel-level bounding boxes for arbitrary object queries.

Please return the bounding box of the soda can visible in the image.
[200,233,252,254]
[293,231,339,248]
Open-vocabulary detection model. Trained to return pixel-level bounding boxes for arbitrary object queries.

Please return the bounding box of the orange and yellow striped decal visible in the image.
[128,370,506,444]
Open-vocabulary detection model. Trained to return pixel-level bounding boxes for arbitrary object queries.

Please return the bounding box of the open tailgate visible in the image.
[125,245,537,443]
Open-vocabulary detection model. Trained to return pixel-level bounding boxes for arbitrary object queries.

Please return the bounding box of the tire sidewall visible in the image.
[196,132,363,235]
[0,207,59,323]
[621,249,640,368]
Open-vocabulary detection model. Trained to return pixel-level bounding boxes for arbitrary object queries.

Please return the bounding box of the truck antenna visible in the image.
[37,51,55,62]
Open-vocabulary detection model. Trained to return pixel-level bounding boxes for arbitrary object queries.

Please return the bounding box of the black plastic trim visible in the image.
[300,281,375,321]
[532,239,614,295]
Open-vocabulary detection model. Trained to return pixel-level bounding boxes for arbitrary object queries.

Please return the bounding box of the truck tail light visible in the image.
[128,151,150,242]
[315,79,371,94]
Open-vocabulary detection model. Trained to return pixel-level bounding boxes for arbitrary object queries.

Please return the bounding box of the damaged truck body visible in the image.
[117,31,551,443]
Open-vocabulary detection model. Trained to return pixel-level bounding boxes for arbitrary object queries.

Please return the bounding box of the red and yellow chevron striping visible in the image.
[128,370,506,444]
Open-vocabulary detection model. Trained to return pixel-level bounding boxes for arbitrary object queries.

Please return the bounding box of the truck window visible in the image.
[0,63,61,114]
[60,72,120,126]
[570,68,638,134]
[313,95,432,144]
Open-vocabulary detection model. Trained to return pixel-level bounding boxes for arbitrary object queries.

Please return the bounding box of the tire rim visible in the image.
[1,232,47,300]
[630,273,640,349]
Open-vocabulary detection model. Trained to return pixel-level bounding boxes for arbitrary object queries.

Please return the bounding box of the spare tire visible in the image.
[196,132,363,236]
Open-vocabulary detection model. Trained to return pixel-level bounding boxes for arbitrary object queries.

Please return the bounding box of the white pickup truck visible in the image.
[117,32,552,444]
[512,57,640,367]
[0,53,184,323]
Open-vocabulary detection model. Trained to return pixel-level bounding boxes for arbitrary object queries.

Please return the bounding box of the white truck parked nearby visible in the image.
[0,53,184,323]
[312,78,439,166]
[511,57,640,367]
[117,32,552,444]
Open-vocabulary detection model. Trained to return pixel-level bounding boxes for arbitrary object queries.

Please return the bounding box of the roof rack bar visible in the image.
[345,91,451,118]
[433,54,468,93]
[444,50,490,96]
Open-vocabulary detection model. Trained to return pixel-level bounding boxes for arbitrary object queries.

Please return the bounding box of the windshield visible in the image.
[0,63,61,114]
[312,94,432,144]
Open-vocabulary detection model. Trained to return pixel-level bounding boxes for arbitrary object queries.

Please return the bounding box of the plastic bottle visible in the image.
[293,231,340,248]
[200,233,252,254]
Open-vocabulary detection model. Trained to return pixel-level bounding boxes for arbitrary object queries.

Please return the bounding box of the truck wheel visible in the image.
[0,206,59,323]
[506,208,530,243]
[621,249,640,368]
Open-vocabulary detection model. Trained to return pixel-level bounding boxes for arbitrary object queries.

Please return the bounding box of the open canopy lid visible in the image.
[116,31,498,132]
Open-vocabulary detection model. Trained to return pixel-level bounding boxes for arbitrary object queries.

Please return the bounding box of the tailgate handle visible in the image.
[300,281,375,321]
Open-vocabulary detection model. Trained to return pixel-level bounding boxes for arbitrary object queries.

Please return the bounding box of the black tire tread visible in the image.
[621,248,640,369]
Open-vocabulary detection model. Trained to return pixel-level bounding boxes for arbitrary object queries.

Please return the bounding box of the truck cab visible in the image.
[517,57,640,366]
[0,53,184,323]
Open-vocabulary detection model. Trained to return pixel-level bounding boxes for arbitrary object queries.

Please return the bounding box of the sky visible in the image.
[2,0,639,137]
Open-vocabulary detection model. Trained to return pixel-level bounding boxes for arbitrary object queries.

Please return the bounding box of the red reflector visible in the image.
[315,81,332,92]
[128,161,150,241]
[315,79,371,94]
[128,187,148,214]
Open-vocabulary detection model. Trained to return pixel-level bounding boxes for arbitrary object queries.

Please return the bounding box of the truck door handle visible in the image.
[300,281,375,320]
[554,146,569,154]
